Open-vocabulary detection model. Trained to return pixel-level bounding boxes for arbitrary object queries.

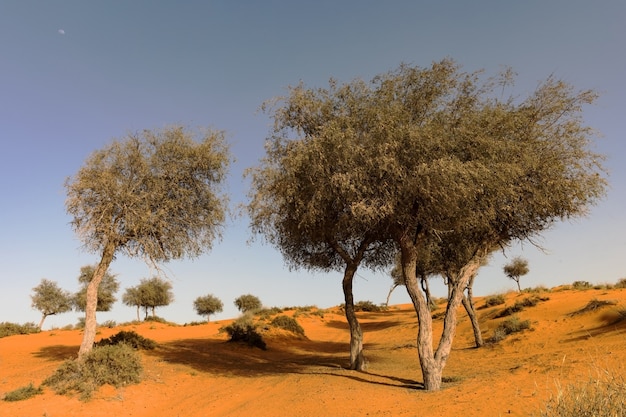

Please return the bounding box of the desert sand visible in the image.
[2,287,625,417]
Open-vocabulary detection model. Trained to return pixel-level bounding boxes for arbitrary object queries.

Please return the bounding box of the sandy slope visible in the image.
[1,288,626,417]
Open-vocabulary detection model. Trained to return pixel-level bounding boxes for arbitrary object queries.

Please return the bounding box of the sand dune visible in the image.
[2,287,625,416]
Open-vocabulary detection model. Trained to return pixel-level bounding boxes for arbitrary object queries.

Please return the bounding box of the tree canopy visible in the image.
[73,265,119,313]
[65,126,230,356]
[504,257,530,292]
[193,294,224,321]
[248,59,606,390]
[123,277,174,320]
[234,294,262,313]
[31,279,73,329]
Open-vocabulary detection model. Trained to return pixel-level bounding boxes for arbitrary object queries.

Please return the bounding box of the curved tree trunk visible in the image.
[78,241,116,358]
[385,284,399,307]
[342,262,367,371]
[461,273,483,347]
[38,314,49,330]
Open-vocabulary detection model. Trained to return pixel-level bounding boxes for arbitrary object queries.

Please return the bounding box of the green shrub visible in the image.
[101,320,116,329]
[355,300,385,312]
[95,330,157,350]
[484,294,506,307]
[523,285,551,294]
[270,315,305,336]
[255,307,284,320]
[2,383,42,402]
[496,296,547,318]
[221,317,266,350]
[144,316,169,324]
[0,322,40,338]
[43,344,142,400]
[569,299,617,316]
[488,315,531,343]
[572,281,593,290]
[539,372,626,416]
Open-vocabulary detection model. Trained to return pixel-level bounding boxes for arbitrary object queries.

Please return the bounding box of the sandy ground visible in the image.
[2,287,626,417]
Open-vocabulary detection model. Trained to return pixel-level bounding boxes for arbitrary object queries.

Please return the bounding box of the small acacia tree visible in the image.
[122,277,174,319]
[73,265,119,313]
[31,279,73,329]
[193,294,223,321]
[65,126,230,357]
[234,294,262,313]
[250,60,606,390]
[122,286,143,321]
[504,257,529,292]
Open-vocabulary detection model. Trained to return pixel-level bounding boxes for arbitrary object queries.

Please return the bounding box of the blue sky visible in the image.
[1,1,624,328]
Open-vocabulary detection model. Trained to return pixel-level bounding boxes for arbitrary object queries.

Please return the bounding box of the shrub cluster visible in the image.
[221,317,266,350]
[2,383,42,402]
[571,280,593,290]
[95,330,157,350]
[489,315,531,343]
[568,299,617,317]
[496,296,548,318]
[0,322,40,338]
[43,344,142,400]
[270,315,305,336]
[614,278,626,289]
[539,372,626,416]
[484,294,506,307]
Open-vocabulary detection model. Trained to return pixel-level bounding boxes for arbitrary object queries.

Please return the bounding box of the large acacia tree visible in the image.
[65,126,230,357]
[247,79,395,370]
[250,60,606,390]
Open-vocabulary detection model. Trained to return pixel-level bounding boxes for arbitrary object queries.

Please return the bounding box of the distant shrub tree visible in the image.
[193,294,223,321]
[31,279,73,329]
[503,257,529,293]
[234,294,262,313]
[73,265,119,313]
[125,277,174,320]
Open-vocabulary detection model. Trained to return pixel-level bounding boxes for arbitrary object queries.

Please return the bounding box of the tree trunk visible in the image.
[461,273,483,347]
[38,314,48,330]
[342,262,367,371]
[135,306,140,322]
[385,284,398,307]
[78,241,116,358]
[516,279,522,293]
[152,306,156,317]
[401,234,484,391]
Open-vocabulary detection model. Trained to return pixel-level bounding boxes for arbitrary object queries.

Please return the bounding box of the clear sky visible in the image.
[1,1,624,328]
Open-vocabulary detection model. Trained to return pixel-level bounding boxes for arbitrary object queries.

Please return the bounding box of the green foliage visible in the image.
[43,344,142,400]
[504,257,530,292]
[571,280,593,290]
[539,372,626,417]
[193,294,223,321]
[496,296,547,318]
[73,265,119,312]
[31,279,73,328]
[484,294,506,307]
[355,301,386,312]
[0,322,40,338]
[489,315,531,343]
[234,294,262,313]
[101,320,116,329]
[523,285,551,294]
[2,383,42,402]
[124,277,174,319]
[221,316,266,350]
[95,330,157,350]
[270,315,305,336]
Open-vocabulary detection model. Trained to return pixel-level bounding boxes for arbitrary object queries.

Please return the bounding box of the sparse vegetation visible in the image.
[270,315,305,336]
[43,344,142,400]
[571,280,593,290]
[484,294,506,307]
[614,278,626,289]
[0,322,40,338]
[496,296,548,318]
[568,299,618,316]
[95,330,157,350]
[539,371,626,417]
[2,383,42,402]
[489,315,531,343]
[503,257,529,293]
[221,316,267,350]
[523,285,551,294]
[193,294,224,322]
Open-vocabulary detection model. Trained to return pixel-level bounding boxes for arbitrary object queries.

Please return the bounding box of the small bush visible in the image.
[2,383,42,402]
[255,307,284,320]
[43,344,142,400]
[144,316,169,324]
[270,315,305,336]
[496,296,546,318]
[569,299,617,316]
[489,315,531,343]
[221,317,266,350]
[101,320,116,329]
[0,322,40,338]
[523,285,551,294]
[614,278,626,289]
[95,330,157,350]
[484,294,506,307]
[539,372,626,416]
[572,281,593,290]
[355,300,386,312]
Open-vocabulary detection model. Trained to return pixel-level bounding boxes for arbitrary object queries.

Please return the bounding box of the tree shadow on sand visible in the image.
[33,345,78,361]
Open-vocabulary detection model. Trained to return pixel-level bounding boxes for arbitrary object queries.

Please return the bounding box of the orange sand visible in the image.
[2,288,625,416]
